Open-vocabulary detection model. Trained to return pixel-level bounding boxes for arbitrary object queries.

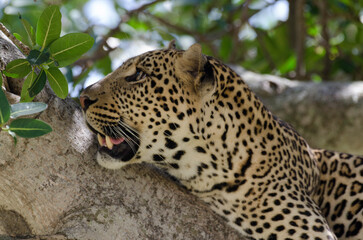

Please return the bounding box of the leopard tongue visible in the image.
[105,135,125,150]
[97,134,125,150]
[109,137,125,145]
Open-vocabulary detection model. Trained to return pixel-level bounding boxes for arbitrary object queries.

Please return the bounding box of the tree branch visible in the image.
[0,33,243,240]
[1,31,362,240]
[0,22,30,55]
[73,0,165,82]
[144,12,221,56]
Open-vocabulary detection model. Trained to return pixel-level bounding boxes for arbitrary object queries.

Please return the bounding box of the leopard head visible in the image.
[80,43,216,175]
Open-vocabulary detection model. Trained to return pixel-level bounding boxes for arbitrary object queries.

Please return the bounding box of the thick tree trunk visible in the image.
[0,34,362,240]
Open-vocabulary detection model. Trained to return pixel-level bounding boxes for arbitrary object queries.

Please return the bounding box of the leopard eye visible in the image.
[125,68,147,83]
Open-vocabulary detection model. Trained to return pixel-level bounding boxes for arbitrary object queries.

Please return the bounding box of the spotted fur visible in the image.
[80,43,363,239]
[312,149,363,239]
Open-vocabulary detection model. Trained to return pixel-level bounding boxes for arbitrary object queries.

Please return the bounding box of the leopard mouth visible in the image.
[86,122,140,162]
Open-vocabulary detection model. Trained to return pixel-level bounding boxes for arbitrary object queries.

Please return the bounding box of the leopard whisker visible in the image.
[108,122,139,153]
[115,121,175,168]
[117,120,140,141]
[103,119,174,168]
[102,122,138,152]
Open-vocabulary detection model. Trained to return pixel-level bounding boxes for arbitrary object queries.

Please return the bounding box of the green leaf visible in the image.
[13,32,31,49]
[0,72,2,86]
[28,70,46,98]
[4,59,31,78]
[9,118,52,138]
[13,33,23,42]
[0,89,11,124]
[21,18,36,46]
[10,102,48,118]
[128,17,149,31]
[279,55,296,74]
[49,33,94,67]
[27,49,50,65]
[46,67,68,99]
[21,70,36,102]
[36,5,62,50]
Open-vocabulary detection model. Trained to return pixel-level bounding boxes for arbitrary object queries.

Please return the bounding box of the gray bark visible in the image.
[0,33,362,240]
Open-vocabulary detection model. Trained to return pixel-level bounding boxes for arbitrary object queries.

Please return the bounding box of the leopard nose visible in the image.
[80,95,96,111]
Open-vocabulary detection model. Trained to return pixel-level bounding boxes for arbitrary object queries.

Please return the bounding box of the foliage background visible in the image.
[1,0,362,97]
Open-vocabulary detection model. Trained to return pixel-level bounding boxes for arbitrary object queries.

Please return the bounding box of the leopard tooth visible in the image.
[105,135,113,150]
[97,134,104,146]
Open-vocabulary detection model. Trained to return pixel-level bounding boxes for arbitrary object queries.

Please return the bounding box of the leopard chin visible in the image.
[96,151,130,170]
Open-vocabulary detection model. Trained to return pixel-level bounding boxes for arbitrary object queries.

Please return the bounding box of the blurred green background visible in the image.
[1,0,362,97]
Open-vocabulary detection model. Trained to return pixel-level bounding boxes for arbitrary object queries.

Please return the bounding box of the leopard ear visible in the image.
[167,39,176,50]
[176,43,206,78]
[176,44,214,94]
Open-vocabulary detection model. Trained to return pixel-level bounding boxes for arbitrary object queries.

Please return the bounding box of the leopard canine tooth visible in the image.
[97,134,104,146]
[105,135,114,150]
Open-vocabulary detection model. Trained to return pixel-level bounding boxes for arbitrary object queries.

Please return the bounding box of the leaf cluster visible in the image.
[0,76,51,143]
[4,5,94,100]
[1,5,94,141]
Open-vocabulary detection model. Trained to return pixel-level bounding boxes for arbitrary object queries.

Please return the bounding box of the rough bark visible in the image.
[0,33,362,240]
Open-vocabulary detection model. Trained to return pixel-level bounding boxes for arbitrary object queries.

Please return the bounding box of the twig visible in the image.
[294,0,306,80]
[144,12,220,56]
[0,22,30,55]
[73,0,165,82]
[92,0,165,54]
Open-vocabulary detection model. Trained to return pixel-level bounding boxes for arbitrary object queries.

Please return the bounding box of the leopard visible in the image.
[80,41,363,240]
